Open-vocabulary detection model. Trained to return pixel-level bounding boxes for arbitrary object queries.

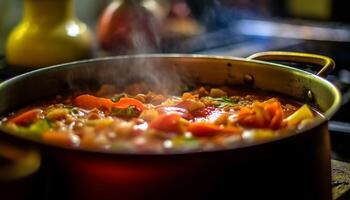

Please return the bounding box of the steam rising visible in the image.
[74,1,223,94]
[65,56,194,96]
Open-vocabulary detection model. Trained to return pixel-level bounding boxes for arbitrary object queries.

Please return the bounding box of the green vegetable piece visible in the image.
[70,107,80,115]
[29,119,51,133]
[111,93,127,102]
[70,107,85,117]
[205,96,238,108]
[111,106,140,118]
[4,119,51,140]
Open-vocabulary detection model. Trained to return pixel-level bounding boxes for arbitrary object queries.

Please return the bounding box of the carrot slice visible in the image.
[237,100,284,129]
[74,95,145,112]
[9,108,43,126]
[114,97,145,112]
[74,94,114,110]
[187,122,222,137]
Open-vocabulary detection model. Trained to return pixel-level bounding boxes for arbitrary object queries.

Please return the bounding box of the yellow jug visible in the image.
[6,0,93,69]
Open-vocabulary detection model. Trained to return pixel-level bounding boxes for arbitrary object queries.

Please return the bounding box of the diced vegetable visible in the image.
[242,129,275,141]
[156,106,193,120]
[237,101,283,129]
[5,119,51,139]
[285,104,314,126]
[85,118,114,127]
[9,108,43,126]
[265,101,284,129]
[70,107,85,117]
[182,92,198,100]
[187,122,221,137]
[202,96,237,108]
[110,106,141,118]
[74,95,145,112]
[29,119,51,134]
[150,113,183,133]
[139,109,159,121]
[175,99,205,111]
[213,113,229,125]
[74,95,114,110]
[43,131,80,147]
[191,106,215,118]
[46,108,69,120]
[114,97,145,112]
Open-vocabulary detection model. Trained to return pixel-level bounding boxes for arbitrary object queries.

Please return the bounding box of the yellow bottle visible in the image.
[6,0,93,69]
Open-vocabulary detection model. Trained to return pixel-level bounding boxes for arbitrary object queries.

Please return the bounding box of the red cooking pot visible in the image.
[0,52,341,199]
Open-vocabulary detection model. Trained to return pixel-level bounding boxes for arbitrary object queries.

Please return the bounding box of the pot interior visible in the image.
[0,55,340,120]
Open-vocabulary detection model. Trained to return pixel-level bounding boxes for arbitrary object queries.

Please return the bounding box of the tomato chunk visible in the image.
[149,113,182,133]
[156,106,193,120]
[9,108,43,126]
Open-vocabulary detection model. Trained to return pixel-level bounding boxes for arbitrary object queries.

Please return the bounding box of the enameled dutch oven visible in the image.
[0,52,341,200]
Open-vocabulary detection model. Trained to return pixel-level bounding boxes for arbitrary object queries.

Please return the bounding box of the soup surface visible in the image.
[0,85,318,153]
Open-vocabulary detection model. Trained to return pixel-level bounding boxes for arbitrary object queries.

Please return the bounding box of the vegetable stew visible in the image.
[0,85,319,153]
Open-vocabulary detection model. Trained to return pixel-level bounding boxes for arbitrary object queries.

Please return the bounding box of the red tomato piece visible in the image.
[9,108,43,126]
[156,106,193,120]
[149,113,182,133]
[191,106,216,118]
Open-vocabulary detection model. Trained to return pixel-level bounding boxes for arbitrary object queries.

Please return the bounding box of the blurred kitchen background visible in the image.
[1,0,350,88]
[1,0,350,58]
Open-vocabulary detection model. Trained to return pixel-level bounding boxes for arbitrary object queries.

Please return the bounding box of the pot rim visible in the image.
[0,53,342,156]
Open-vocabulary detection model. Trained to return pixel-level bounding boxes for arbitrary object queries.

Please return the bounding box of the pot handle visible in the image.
[0,142,41,181]
[246,51,335,77]
[0,130,41,182]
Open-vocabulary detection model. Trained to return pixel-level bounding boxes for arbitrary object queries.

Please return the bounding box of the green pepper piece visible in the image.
[111,106,140,118]
[4,119,51,140]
